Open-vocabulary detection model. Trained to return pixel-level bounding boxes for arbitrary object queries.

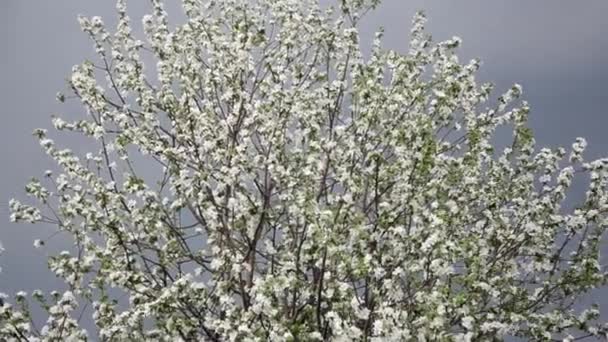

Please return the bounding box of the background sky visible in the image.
[1,0,607,329]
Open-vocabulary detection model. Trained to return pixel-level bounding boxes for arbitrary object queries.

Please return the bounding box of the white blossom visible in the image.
[4,1,608,340]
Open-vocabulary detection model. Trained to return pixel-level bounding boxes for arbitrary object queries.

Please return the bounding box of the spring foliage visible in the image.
[3,0,608,340]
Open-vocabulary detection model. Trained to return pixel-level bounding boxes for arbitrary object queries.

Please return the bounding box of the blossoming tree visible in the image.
[3,0,608,340]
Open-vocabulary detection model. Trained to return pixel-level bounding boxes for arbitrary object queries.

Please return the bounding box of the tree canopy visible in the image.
[3,0,608,340]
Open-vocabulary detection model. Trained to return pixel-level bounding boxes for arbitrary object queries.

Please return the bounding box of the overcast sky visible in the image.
[1,0,608,325]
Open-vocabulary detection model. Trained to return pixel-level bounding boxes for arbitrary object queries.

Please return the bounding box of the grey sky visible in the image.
[1,0,607,327]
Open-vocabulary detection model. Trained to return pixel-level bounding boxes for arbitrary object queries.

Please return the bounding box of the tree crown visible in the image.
[3,0,608,340]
